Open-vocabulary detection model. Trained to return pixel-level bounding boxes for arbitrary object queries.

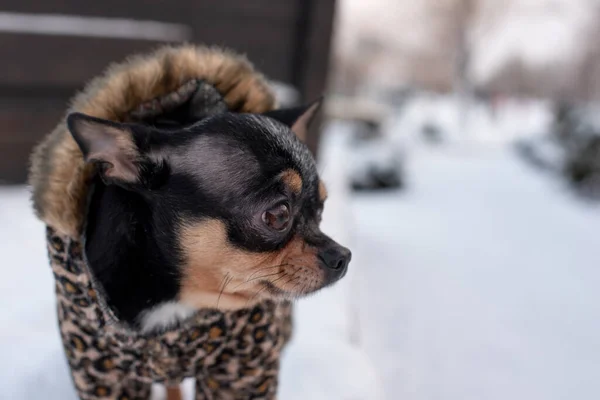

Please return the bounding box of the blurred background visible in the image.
[1,1,599,399]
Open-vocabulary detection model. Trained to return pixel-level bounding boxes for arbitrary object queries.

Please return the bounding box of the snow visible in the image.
[0,187,77,399]
[391,93,554,146]
[2,120,600,399]
[351,144,600,399]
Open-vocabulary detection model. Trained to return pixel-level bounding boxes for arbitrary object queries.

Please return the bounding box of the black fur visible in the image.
[69,103,350,328]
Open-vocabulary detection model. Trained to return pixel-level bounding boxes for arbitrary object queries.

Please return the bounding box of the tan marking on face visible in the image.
[318,181,328,202]
[280,169,303,194]
[178,219,325,310]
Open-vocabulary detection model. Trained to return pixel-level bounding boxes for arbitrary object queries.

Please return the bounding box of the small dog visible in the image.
[67,100,351,331]
[29,46,351,399]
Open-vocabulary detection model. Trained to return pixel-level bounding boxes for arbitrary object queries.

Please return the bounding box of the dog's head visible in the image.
[67,100,351,314]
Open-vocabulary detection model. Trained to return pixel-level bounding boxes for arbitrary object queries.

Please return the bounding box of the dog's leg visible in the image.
[166,385,182,400]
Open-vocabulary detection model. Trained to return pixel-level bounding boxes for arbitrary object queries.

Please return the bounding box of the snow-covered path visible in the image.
[352,145,600,400]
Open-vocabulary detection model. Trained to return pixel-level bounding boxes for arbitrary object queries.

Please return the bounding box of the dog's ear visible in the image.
[263,97,323,142]
[67,112,144,184]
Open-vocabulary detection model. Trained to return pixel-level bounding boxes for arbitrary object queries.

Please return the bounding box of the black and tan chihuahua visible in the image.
[66,100,351,332]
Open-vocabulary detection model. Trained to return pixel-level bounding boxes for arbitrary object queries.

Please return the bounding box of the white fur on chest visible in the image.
[138,301,196,333]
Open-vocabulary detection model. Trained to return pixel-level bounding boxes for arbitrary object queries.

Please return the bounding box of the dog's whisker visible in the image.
[245,264,288,281]
[285,280,303,300]
[279,274,298,289]
[269,273,289,285]
[231,270,285,290]
[216,273,232,309]
[230,263,289,291]
[246,264,288,281]
[246,285,268,307]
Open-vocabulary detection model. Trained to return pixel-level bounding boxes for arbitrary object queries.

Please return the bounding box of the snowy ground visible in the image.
[351,144,600,400]
[2,126,600,399]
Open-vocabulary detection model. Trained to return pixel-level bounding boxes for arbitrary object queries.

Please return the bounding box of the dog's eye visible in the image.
[262,203,291,231]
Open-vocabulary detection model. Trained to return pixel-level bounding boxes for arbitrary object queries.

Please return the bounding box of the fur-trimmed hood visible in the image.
[29,45,277,237]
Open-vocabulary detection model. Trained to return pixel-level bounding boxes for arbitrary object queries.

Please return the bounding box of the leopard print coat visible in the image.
[48,227,293,399]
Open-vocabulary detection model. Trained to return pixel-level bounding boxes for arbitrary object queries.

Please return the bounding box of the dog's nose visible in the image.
[319,246,352,271]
